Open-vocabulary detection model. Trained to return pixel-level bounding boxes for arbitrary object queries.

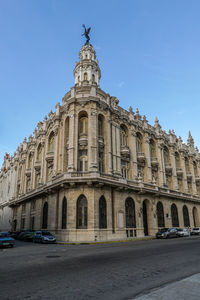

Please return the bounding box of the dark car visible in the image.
[33,231,56,244]
[0,232,15,248]
[9,231,21,240]
[18,230,34,241]
[156,228,178,239]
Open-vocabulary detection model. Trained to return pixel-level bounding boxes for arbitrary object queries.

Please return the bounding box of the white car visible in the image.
[176,228,189,237]
[191,227,200,235]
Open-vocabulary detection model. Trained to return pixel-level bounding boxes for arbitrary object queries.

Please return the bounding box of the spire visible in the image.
[187,131,194,148]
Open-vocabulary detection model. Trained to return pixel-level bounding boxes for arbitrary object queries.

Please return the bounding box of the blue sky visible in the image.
[1,0,200,167]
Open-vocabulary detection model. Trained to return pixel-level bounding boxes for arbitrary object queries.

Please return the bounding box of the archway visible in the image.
[193,207,199,227]
[42,202,48,229]
[99,196,107,229]
[183,205,190,227]
[143,200,148,236]
[125,198,136,228]
[171,204,179,227]
[76,195,88,229]
[157,201,165,228]
[62,197,67,229]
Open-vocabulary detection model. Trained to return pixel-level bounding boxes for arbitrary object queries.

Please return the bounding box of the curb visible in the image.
[56,236,155,245]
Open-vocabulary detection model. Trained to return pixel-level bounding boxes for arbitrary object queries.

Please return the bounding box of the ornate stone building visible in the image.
[1,42,200,241]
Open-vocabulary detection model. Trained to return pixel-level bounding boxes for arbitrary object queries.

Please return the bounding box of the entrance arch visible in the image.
[183,205,190,227]
[157,201,165,228]
[171,204,179,227]
[125,198,136,228]
[142,200,152,236]
[193,207,199,227]
[42,202,48,229]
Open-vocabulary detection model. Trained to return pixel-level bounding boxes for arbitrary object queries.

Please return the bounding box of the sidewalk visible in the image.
[56,236,154,245]
[133,273,200,300]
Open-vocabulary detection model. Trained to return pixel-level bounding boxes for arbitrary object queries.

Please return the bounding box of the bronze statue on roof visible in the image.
[82,24,91,44]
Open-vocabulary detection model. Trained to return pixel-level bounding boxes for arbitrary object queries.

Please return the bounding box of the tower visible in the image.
[73,43,101,87]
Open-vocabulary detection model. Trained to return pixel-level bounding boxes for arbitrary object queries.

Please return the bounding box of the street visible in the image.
[1,236,200,300]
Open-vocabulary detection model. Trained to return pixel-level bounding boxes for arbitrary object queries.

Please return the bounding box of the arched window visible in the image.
[79,115,88,135]
[125,198,136,228]
[183,205,190,227]
[78,150,88,172]
[92,74,95,83]
[120,125,128,147]
[42,202,48,229]
[136,133,142,153]
[149,140,156,158]
[98,115,104,137]
[185,157,190,173]
[163,147,169,165]
[37,144,42,161]
[76,195,88,229]
[84,72,88,81]
[62,197,67,229]
[48,132,55,152]
[175,152,180,168]
[171,204,179,227]
[193,161,197,176]
[28,152,33,168]
[157,201,165,228]
[99,196,107,228]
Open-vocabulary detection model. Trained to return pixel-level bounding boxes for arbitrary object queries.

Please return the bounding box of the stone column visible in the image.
[169,148,178,190]
[53,128,59,176]
[68,108,76,172]
[189,156,197,195]
[179,152,188,193]
[88,108,98,172]
[107,117,113,175]
[40,141,45,184]
[156,143,165,187]
[143,135,152,183]
[128,128,137,180]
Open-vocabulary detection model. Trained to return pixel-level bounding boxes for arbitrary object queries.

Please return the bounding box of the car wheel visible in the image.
[10,244,14,248]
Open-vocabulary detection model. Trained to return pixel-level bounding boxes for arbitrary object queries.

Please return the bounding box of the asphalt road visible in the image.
[1,236,200,300]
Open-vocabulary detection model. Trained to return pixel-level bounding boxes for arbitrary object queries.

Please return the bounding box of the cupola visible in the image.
[73,43,101,87]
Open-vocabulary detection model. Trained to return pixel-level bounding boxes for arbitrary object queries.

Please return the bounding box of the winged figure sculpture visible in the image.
[82,24,91,44]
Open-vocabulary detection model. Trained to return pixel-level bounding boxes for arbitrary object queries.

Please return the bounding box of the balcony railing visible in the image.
[151,157,159,168]
[137,152,146,164]
[165,164,172,175]
[121,146,130,159]
[176,168,183,178]
[78,134,88,147]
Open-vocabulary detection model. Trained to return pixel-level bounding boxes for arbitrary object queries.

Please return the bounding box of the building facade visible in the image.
[1,43,200,241]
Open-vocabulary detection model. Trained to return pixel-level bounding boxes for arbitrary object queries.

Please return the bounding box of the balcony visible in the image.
[186,173,192,182]
[79,133,88,147]
[34,160,41,171]
[121,146,130,159]
[25,168,31,176]
[151,157,159,169]
[195,176,200,185]
[176,168,183,179]
[165,164,172,176]
[137,152,146,164]
[46,151,54,161]
[98,136,104,149]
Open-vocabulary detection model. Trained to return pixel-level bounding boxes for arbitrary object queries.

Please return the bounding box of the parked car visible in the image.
[9,231,21,240]
[22,231,35,242]
[0,232,15,248]
[191,227,200,235]
[156,228,178,239]
[33,231,56,244]
[176,228,189,237]
[18,230,34,241]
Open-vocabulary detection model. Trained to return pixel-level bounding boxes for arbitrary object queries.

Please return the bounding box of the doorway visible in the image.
[143,201,148,236]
